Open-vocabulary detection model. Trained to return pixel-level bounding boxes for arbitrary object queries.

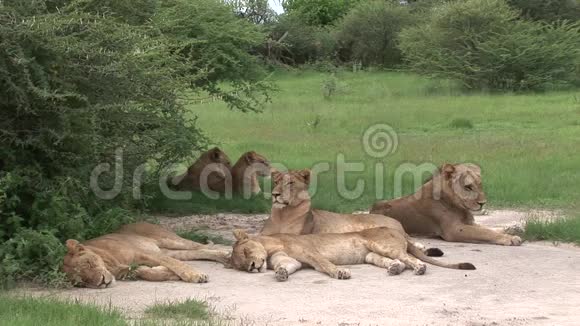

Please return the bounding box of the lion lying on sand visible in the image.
[63,223,230,288]
[371,163,522,246]
[230,229,475,281]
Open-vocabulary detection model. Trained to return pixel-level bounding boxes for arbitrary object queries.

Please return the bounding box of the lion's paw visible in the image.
[387,260,405,276]
[275,267,289,282]
[334,268,351,280]
[181,271,209,283]
[413,263,427,275]
[499,235,522,246]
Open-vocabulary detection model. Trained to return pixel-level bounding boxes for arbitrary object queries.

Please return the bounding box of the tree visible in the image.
[282,0,361,26]
[0,0,271,287]
[507,0,580,22]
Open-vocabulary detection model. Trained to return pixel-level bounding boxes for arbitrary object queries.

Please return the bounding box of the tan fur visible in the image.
[261,169,406,236]
[170,147,232,192]
[230,229,475,281]
[62,223,230,288]
[231,151,271,196]
[371,163,522,246]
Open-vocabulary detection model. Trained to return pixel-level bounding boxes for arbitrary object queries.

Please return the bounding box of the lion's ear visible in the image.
[298,169,311,184]
[233,229,249,241]
[440,164,455,179]
[464,163,481,176]
[65,239,84,253]
[271,168,281,181]
[210,147,222,161]
[244,151,254,164]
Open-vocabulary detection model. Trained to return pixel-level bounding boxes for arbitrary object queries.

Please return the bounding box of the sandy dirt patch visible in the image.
[25,209,580,326]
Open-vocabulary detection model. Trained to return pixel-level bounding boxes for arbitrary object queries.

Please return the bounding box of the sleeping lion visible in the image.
[229,229,475,281]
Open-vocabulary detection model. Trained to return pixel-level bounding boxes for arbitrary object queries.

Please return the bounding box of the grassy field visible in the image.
[156,70,580,214]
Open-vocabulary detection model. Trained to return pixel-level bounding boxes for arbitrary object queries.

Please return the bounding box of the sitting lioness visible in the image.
[62,223,230,288]
[170,147,232,192]
[370,163,522,246]
[231,151,271,196]
[230,229,475,281]
[261,169,443,257]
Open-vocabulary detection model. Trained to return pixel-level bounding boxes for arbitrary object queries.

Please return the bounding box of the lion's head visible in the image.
[271,169,311,209]
[230,230,268,273]
[435,163,486,212]
[236,151,271,177]
[62,240,116,289]
[192,147,232,179]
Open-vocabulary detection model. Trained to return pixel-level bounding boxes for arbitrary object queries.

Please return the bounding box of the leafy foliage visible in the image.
[507,0,580,23]
[399,0,580,90]
[335,1,415,67]
[283,0,361,26]
[265,13,336,64]
[0,0,270,287]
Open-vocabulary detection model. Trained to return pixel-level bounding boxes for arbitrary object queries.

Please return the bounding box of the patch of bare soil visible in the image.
[23,209,580,326]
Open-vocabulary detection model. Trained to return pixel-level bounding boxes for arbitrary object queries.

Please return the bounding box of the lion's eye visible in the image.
[287,181,294,186]
[464,185,473,191]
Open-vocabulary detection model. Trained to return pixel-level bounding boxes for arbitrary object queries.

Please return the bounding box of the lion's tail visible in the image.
[407,241,476,270]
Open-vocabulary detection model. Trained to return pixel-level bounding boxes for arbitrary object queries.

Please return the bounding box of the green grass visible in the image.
[144,299,209,321]
[524,216,580,244]
[157,70,580,213]
[0,296,219,326]
[0,296,125,326]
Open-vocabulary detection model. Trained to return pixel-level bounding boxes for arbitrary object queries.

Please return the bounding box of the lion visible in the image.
[170,147,232,192]
[62,223,230,288]
[230,229,475,281]
[231,151,271,196]
[260,169,443,256]
[370,163,522,246]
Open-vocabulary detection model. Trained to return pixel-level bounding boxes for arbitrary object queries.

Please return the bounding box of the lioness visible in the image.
[261,169,443,256]
[231,151,271,196]
[370,163,522,246]
[170,147,232,192]
[230,229,475,281]
[62,223,230,288]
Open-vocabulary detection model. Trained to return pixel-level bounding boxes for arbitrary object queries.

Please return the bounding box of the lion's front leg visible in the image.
[269,251,303,282]
[135,266,181,282]
[294,251,350,280]
[442,224,522,246]
[136,254,209,283]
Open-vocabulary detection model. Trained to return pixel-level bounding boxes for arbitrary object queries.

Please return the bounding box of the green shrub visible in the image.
[0,0,271,287]
[507,0,580,23]
[399,0,580,91]
[265,14,336,65]
[283,0,362,26]
[336,1,415,67]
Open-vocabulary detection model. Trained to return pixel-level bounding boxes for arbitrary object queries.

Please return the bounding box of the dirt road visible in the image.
[31,210,580,326]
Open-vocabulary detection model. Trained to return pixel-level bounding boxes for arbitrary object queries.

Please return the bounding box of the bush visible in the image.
[507,0,580,23]
[336,1,415,67]
[399,0,580,91]
[0,0,270,287]
[265,14,336,65]
[283,0,361,26]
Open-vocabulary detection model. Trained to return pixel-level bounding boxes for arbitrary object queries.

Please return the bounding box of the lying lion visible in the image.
[230,229,475,281]
[371,163,522,246]
[62,223,230,288]
[170,147,232,192]
[260,169,444,264]
[231,151,271,196]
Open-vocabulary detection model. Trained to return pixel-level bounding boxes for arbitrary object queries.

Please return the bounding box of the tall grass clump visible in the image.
[399,0,580,91]
[524,216,580,244]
